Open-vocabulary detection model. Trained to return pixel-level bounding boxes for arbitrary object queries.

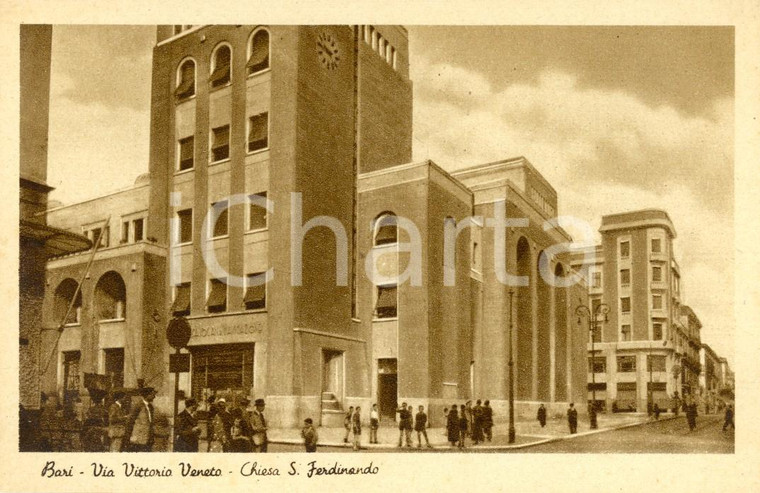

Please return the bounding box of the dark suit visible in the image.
[174,409,199,452]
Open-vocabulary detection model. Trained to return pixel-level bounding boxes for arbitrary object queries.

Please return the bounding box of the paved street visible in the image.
[268,414,733,454]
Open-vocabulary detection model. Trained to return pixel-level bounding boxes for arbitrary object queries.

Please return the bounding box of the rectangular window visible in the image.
[121,221,130,243]
[620,240,630,258]
[178,136,195,171]
[133,218,144,241]
[647,355,666,372]
[244,273,266,310]
[588,357,606,373]
[620,269,630,286]
[177,209,193,244]
[653,322,663,340]
[211,125,230,162]
[652,265,663,282]
[101,226,110,248]
[104,348,125,389]
[651,238,662,253]
[63,350,81,396]
[211,201,229,238]
[190,344,254,399]
[652,294,663,310]
[206,278,227,313]
[248,192,268,231]
[248,112,269,152]
[592,271,602,288]
[621,297,631,313]
[375,285,398,319]
[171,282,191,317]
[621,324,631,341]
[617,355,636,372]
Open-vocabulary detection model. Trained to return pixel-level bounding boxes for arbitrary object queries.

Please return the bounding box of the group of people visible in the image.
[188,395,269,453]
[83,386,160,452]
[445,400,494,448]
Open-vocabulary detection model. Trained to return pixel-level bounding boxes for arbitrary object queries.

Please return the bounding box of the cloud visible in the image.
[412,57,734,364]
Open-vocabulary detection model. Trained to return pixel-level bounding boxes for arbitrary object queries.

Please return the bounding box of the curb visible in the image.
[268,415,677,451]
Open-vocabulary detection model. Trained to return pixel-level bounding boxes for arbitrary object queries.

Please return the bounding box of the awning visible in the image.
[20,219,92,257]
[206,280,227,309]
[247,31,269,74]
[244,283,265,309]
[171,285,191,315]
[174,76,195,100]
[248,112,268,151]
[376,286,397,309]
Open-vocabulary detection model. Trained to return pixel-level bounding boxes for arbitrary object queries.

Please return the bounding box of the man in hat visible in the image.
[211,397,234,452]
[232,397,253,440]
[250,398,268,452]
[174,398,201,452]
[108,391,129,452]
[123,387,157,452]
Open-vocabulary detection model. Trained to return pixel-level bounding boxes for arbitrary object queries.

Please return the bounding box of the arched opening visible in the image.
[175,58,196,101]
[515,237,532,400]
[554,263,568,401]
[536,250,551,401]
[210,44,231,88]
[54,278,82,325]
[247,28,270,75]
[373,212,398,246]
[94,271,126,321]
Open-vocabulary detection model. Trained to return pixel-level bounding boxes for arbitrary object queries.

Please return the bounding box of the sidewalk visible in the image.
[268,412,669,451]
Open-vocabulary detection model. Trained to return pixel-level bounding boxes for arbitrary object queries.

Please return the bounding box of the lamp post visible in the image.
[508,289,516,444]
[576,300,609,429]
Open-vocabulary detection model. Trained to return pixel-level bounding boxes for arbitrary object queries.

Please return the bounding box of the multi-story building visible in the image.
[39,25,587,432]
[699,343,721,412]
[571,209,701,412]
[718,357,734,391]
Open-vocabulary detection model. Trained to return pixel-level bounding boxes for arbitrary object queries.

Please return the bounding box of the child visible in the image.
[370,404,379,444]
[415,405,432,448]
[301,418,318,452]
[343,406,354,443]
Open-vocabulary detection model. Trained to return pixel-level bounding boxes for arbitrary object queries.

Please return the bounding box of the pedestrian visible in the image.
[232,397,253,440]
[442,407,449,436]
[251,398,268,452]
[567,403,578,434]
[722,404,734,431]
[343,406,354,444]
[122,387,157,452]
[108,391,128,452]
[446,406,459,447]
[352,406,362,451]
[672,392,680,417]
[81,389,109,452]
[458,404,468,448]
[482,400,493,442]
[472,399,484,445]
[414,405,432,448]
[229,418,253,452]
[396,402,412,447]
[464,401,473,438]
[369,404,379,444]
[211,398,233,452]
[174,398,201,452]
[537,403,547,428]
[654,403,661,420]
[302,418,318,452]
[688,402,698,431]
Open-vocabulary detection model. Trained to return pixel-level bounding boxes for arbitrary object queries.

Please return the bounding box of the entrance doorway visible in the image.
[322,350,344,408]
[377,358,398,419]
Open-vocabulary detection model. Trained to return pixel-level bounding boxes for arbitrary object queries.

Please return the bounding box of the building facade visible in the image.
[571,210,702,412]
[40,25,587,431]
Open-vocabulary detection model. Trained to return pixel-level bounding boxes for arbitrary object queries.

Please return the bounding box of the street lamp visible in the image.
[576,300,609,429]
[508,289,516,444]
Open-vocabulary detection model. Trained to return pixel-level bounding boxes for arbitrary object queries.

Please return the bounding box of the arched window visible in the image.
[175,58,196,101]
[94,271,126,321]
[247,28,270,75]
[209,44,231,88]
[373,212,397,246]
[54,278,82,325]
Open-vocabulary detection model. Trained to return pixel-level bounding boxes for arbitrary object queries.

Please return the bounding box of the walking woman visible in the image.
[447,406,459,448]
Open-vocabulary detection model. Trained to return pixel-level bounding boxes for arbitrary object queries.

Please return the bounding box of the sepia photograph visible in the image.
[6,2,760,492]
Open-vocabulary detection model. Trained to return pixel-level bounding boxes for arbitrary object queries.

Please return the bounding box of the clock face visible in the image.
[316,32,340,70]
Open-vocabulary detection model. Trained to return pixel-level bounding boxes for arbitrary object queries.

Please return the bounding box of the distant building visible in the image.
[571,209,702,412]
[699,343,721,411]
[40,25,588,430]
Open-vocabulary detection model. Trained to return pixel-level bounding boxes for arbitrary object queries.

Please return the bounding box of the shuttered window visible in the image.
[172,282,191,316]
[244,273,266,310]
[211,125,230,162]
[206,278,227,313]
[190,344,254,399]
[375,285,397,319]
[248,112,269,152]
[247,30,269,75]
[209,46,231,87]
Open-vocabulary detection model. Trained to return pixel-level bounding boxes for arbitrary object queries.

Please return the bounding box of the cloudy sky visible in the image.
[45,25,734,364]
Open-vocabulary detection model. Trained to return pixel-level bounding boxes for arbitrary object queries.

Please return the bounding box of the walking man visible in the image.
[352,406,362,451]
[123,387,157,452]
[301,418,318,452]
[458,404,468,448]
[251,398,268,452]
[369,404,379,444]
[482,400,493,442]
[567,403,578,434]
[722,404,734,431]
[174,398,201,452]
[472,399,484,445]
[343,406,354,444]
[414,405,432,448]
[537,403,547,428]
[108,391,128,452]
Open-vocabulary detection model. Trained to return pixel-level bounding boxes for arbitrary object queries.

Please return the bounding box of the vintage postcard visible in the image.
[3,1,759,492]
